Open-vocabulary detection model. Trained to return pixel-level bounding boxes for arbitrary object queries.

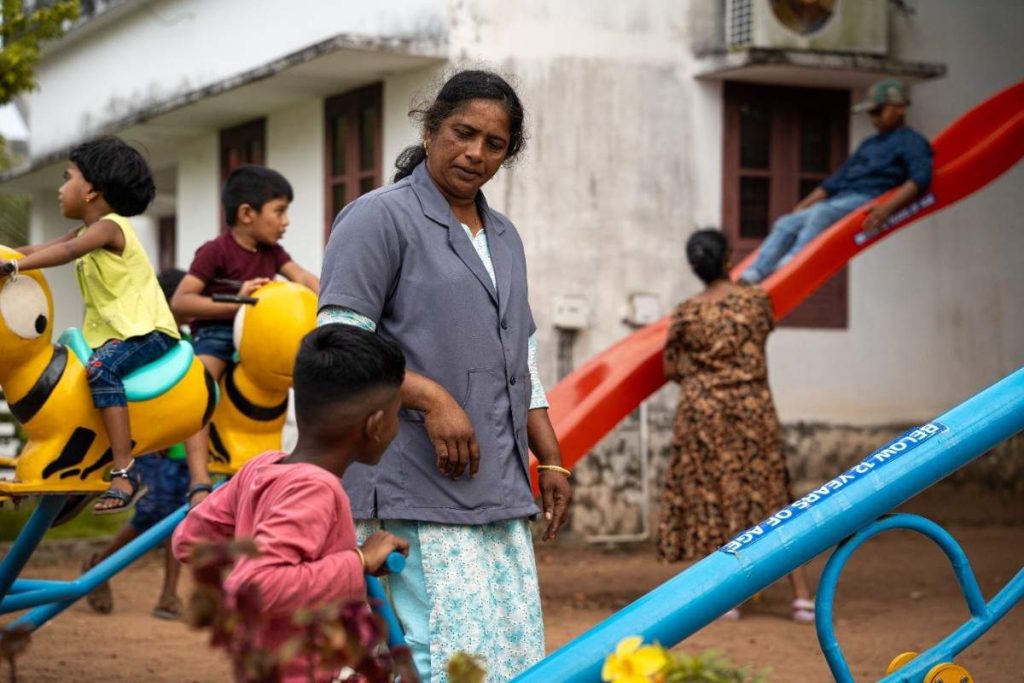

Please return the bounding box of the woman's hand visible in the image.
[538,470,572,541]
[424,392,480,480]
[528,408,573,541]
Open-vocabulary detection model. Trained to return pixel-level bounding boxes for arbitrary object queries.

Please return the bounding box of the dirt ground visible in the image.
[3,519,1021,682]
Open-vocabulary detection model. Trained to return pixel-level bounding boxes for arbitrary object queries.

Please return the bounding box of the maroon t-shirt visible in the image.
[187,232,292,329]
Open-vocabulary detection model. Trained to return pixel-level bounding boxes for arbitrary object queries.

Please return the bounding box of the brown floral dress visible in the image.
[657,286,791,561]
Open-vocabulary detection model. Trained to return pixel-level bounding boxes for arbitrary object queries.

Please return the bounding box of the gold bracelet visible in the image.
[354,546,366,571]
[537,464,571,477]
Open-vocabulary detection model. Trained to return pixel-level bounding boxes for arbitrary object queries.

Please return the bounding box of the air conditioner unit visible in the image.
[726,0,888,55]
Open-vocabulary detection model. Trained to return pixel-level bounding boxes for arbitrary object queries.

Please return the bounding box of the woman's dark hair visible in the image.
[393,69,526,182]
[293,324,406,426]
[686,229,730,285]
[222,165,294,226]
[69,137,155,216]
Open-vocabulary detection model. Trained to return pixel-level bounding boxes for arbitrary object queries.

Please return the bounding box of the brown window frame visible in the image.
[722,82,851,328]
[324,83,384,242]
[219,118,267,231]
[157,215,176,272]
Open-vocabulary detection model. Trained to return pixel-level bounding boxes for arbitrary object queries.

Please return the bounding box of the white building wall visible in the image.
[29,0,447,158]
[266,100,326,271]
[174,133,219,267]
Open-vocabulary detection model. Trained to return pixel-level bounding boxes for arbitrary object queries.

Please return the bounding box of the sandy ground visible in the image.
[2,521,1021,682]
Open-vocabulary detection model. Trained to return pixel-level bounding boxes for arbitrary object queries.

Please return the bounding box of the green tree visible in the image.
[1,0,80,106]
[0,1,78,247]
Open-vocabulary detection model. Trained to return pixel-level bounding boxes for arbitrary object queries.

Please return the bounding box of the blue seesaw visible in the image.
[513,366,1024,682]
[0,491,408,641]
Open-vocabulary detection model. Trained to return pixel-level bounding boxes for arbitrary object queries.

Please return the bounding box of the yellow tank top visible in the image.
[75,213,180,348]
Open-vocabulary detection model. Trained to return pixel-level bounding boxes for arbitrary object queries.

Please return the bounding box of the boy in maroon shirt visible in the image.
[171,165,319,506]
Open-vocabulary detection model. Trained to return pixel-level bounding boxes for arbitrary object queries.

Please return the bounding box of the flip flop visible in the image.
[152,595,183,620]
[81,553,113,615]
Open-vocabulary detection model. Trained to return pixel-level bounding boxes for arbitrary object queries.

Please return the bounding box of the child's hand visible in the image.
[238,277,271,297]
[360,531,409,576]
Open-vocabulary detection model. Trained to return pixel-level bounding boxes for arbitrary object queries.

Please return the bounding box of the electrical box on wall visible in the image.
[624,292,661,327]
[553,294,590,331]
[726,0,889,55]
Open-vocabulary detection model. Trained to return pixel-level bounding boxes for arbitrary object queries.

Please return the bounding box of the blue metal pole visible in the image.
[8,502,187,630]
[0,496,66,600]
[513,367,1024,683]
[7,579,65,594]
[367,552,407,648]
[816,514,991,682]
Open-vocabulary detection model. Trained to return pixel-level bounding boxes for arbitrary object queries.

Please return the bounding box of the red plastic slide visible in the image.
[531,79,1024,494]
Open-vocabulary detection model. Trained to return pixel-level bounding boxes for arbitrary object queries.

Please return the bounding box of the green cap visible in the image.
[852,78,910,113]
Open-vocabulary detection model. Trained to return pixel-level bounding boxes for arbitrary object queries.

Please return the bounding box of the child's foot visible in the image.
[93,463,148,514]
[152,594,183,620]
[792,597,815,624]
[81,553,113,614]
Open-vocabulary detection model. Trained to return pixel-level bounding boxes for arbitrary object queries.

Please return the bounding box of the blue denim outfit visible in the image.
[86,331,178,408]
[130,454,190,532]
[820,126,932,198]
[190,323,235,362]
[743,125,932,284]
[742,192,872,284]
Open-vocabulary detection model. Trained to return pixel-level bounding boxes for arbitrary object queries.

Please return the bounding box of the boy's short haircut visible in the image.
[293,325,405,425]
[222,165,294,227]
[69,137,155,217]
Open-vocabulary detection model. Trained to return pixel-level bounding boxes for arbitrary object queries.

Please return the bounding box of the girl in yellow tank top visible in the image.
[0,137,179,514]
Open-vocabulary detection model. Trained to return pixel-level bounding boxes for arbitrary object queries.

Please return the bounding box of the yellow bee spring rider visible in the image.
[206,280,316,475]
[0,246,217,496]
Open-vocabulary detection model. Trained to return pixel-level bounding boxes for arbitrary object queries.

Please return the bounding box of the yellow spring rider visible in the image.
[0,246,216,496]
[206,280,316,475]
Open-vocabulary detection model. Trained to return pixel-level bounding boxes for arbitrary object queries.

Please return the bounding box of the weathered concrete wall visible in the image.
[570,419,1024,538]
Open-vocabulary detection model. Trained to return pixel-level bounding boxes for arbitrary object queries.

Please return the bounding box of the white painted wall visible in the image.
[173,133,219,267]
[266,99,326,272]
[29,0,447,158]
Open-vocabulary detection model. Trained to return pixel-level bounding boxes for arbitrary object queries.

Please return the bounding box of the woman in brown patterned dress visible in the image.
[657,229,814,622]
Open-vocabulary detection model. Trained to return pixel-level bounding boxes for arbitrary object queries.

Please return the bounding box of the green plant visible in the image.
[0,0,80,106]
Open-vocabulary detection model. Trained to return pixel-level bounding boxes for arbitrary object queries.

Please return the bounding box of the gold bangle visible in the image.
[354,546,366,571]
[537,464,571,477]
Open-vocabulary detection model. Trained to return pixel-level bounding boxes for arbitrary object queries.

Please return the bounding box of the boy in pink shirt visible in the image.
[172,324,409,681]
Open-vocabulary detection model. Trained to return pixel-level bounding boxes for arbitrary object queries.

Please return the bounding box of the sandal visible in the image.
[93,460,148,515]
[187,483,214,510]
[153,594,183,620]
[81,553,113,614]
[792,597,815,624]
[717,608,741,622]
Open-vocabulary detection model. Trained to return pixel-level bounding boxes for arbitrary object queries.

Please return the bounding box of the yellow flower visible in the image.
[601,636,668,683]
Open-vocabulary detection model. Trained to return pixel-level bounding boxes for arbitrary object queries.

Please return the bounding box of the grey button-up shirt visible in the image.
[319,162,539,525]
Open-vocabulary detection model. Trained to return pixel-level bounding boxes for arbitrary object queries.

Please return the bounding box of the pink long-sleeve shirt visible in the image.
[172,451,365,681]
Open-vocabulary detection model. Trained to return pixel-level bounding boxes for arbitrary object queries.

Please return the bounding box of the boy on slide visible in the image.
[741,79,933,284]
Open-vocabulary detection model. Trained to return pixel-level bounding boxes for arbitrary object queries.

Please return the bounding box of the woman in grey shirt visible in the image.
[318,70,571,682]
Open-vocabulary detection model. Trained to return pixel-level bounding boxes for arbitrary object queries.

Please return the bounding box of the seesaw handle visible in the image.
[212,293,258,305]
